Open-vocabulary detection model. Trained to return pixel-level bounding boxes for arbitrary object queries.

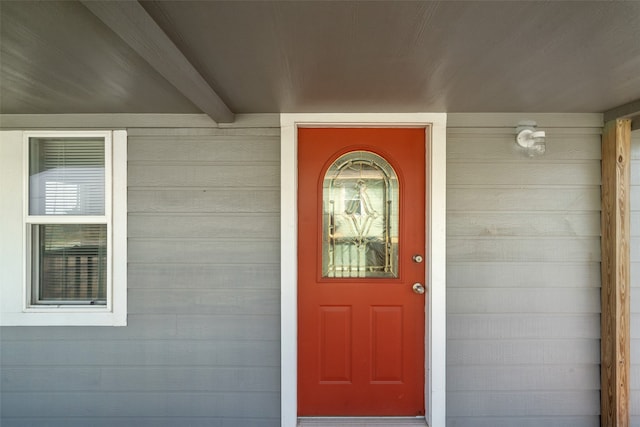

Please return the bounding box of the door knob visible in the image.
[412,254,424,263]
[412,283,425,294]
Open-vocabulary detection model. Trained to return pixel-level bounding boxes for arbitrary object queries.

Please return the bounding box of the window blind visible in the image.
[33,224,107,304]
[29,138,105,215]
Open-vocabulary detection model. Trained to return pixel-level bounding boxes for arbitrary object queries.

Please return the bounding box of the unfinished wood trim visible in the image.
[601,118,631,427]
[81,1,234,124]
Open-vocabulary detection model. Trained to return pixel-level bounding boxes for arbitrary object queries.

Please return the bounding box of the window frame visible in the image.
[24,131,113,310]
[0,130,127,326]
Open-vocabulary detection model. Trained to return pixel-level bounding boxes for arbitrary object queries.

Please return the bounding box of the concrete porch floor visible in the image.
[298,417,428,427]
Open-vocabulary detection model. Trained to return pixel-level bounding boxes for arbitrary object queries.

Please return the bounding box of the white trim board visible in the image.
[280,113,447,427]
[0,113,280,129]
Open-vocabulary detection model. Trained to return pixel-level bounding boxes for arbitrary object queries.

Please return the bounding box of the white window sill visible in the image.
[1,311,127,326]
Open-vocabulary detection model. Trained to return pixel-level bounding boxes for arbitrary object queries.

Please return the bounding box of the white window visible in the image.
[0,130,127,326]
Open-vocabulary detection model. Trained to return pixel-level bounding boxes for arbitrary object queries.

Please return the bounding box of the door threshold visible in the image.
[298,417,427,427]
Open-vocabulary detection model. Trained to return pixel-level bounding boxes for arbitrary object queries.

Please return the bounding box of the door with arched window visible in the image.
[298,127,426,416]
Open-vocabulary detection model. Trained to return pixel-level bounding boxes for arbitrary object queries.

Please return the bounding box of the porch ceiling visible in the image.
[1,1,640,120]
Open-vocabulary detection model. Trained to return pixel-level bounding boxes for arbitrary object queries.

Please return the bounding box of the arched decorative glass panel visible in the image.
[322,151,399,278]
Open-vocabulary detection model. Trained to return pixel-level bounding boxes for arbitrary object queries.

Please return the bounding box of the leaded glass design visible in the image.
[322,151,399,278]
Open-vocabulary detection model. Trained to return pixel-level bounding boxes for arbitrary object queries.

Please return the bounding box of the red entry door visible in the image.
[298,128,426,416]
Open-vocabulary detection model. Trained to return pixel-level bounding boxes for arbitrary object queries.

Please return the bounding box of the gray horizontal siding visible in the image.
[1,392,280,417]
[448,262,600,288]
[127,289,279,315]
[128,134,281,162]
[1,115,613,426]
[631,129,640,424]
[0,125,281,426]
[447,161,600,186]
[129,264,280,289]
[129,164,279,187]
[447,129,601,161]
[448,365,599,391]
[448,237,600,262]
[447,187,601,211]
[437,416,599,427]
[446,120,601,426]
[0,418,278,427]
[128,213,280,238]
[448,339,599,365]
[128,239,279,264]
[2,366,280,392]
[128,188,280,213]
[447,391,600,417]
[448,212,601,237]
[1,339,280,366]
[448,314,600,340]
[448,288,600,314]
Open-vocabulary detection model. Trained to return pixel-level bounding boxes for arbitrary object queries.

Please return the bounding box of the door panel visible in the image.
[319,306,352,382]
[371,306,403,382]
[298,127,426,416]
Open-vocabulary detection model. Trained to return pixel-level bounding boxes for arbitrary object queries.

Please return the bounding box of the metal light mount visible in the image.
[515,121,546,157]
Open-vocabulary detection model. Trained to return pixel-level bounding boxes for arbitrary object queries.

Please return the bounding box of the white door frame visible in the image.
[280,113,446,427]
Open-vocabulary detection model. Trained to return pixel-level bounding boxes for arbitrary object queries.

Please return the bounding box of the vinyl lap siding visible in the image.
[1,115,611,426]
[446,121,601,427]
[0,126,281,427]
[630,129,640,424]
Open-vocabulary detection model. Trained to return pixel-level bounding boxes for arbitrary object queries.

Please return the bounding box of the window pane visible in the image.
[29,138,105,215]
[322,151,399,278]
[31,224,107,305]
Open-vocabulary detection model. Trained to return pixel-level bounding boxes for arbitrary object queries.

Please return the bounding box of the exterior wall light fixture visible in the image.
[515,121,546,157]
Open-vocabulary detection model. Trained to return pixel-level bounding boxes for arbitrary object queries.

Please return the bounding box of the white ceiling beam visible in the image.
[82,1,234,124]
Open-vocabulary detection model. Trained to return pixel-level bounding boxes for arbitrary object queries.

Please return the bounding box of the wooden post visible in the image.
[601,118,632,427]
